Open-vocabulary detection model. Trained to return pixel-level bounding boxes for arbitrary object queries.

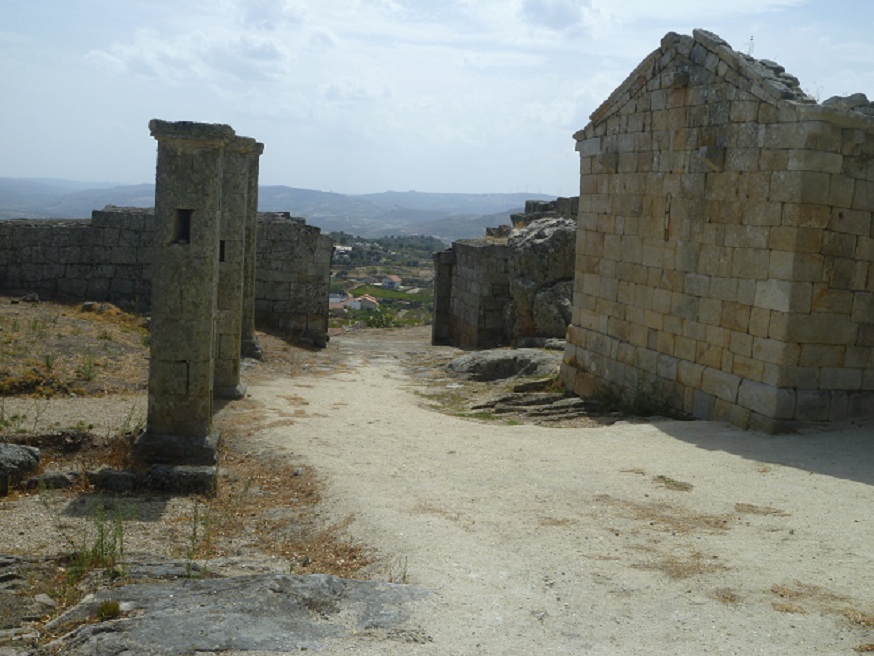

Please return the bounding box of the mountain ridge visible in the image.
[0,177,556,241]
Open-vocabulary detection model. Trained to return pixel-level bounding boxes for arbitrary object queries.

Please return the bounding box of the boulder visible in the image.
[505,217,575,342]
[446,349,561,381]
[0,443,40,494]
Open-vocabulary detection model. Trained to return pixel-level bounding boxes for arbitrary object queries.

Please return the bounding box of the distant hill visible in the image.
[0,177,555,241]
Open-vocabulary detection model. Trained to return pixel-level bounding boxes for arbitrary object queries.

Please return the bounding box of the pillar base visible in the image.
[241,337,263,360]
[133,430,220,467]
[215,383,247,400]
[144,464,218,496]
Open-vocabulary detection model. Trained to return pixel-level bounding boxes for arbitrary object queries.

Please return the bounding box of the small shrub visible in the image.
[77,351,97,381]
[95,599,121,621]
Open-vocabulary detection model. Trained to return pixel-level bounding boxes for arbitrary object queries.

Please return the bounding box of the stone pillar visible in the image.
[136,119,234,466]
[431,248,455,345]
[214,136,256,399]
[241,142,265,359]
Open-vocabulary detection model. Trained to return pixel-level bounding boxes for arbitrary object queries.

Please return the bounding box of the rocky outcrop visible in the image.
[42,572,429,655]
[505,217,576,343]
[446,348,561,381]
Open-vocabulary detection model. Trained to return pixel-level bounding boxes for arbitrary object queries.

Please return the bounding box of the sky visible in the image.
[2,1,874,196]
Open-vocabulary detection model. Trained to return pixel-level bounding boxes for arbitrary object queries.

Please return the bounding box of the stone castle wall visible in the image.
[432,197,578,348]
[560,29,874,432]
[255,213,334,347]
[0,207,332,346]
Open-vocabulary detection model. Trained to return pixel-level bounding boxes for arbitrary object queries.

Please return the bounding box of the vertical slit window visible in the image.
[173,209,192,244]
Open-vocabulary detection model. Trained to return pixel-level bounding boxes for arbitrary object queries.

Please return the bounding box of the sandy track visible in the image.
[235,327,874,655]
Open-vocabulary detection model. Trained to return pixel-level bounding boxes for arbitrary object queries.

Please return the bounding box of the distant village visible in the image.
[327,234,439,327]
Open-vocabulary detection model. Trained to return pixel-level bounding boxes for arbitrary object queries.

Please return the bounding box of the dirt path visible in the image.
[234,327,874,655]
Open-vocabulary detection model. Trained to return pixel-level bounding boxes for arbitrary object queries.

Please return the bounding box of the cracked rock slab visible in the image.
[44,573,430,655]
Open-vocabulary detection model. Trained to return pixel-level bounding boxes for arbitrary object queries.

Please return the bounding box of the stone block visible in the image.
[700,367,740,402]
[782,203,830,229]
[811,283,855,315]
[794,390,831,421]
[737,380,795,419]
[852,293,874,323]
[820,367,863,390]
[853,179,874,211]
[754,279,811,313]
[829,209,872,236]
[782,312,857,345]
[752,336,799,366]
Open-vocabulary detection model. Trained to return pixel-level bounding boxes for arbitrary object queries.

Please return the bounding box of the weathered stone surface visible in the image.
[143,464,217,495]
[561,29,874,432]
[446,349,561,381]
[506,217,576,342]
[0,444,39,494]
[45,573,429,655]
[85,468,138,493]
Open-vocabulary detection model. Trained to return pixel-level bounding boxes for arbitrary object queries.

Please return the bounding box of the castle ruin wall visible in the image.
[0,209,332,347]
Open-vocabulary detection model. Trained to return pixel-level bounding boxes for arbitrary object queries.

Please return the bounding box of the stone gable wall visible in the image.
[0,207,332,346]
[560,29,874,432]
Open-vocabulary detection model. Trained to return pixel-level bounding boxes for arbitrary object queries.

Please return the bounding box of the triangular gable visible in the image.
[583,29,817,134]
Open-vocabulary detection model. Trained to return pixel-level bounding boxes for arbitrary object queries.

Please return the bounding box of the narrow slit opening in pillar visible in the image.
[219,240,226,262]
[173,209,193,244]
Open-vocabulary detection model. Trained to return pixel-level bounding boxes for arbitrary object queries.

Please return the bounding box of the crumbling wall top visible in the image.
[582,28,874,136]
[148,119,236,144]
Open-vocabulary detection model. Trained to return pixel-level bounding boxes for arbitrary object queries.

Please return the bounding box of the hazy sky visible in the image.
[2,1,873,195]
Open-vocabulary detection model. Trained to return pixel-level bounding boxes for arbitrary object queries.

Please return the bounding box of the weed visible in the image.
[185,499,212,577]
[65,501,127,583]
[77,350,97,381]
[95,599,121,621]
[654,475,694,492]
[386,555,409,583]
[98,329,112,341]
[457,411,499,421]
[0,399,27,433]
[30,398,50,433]
[44,352,56,371]
[70,420,95,433]
[30,318,47,339]
[119,403,146,436]
[629,377,669,417]
[40,489,129,585]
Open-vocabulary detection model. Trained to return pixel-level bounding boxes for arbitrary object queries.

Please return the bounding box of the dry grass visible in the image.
[711,588,741,604]
[0,297,148,397]
[769,580,874,637]
[631,547,727,579]
[735,502,789,516]
[1,297,371,584]
[595,494,731,534]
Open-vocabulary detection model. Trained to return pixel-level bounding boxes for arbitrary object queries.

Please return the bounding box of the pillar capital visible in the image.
[149,119,235,146]
[227,136,265,156]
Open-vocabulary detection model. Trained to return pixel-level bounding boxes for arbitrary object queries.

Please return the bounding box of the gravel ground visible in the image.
[2,325,874,654]
[234,326,874,655]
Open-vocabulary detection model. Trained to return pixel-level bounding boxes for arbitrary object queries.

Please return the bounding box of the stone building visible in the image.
[560,29,874,432]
